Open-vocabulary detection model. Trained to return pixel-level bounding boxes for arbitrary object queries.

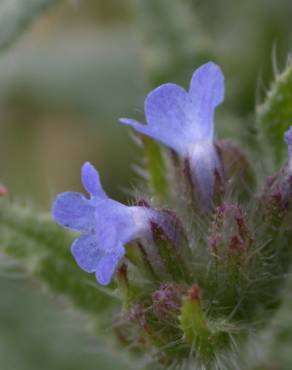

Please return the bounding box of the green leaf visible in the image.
[0,276,129,370]
[0,199,116,327]
[142,136,168,201]
[257,60,292,165]
[0,0,58,51]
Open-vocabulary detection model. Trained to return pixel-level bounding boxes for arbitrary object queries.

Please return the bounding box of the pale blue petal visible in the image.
[284,126,292,146]
[120,64,225,155]
[120,83,197,155]
[52,192,95,232]
[189,62,224,139]
[284,127,292,170]
[95,201,151,246]
[119,117,153,137]
[95,253,121,285]
[71,235,125,284]
[71,234,103,273]
[81,162,107,199]
[143,83,196,154]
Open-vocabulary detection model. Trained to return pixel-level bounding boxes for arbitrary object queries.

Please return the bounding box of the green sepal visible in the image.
[151,220,191,284]
[142,136,169,201]
[125,242,158,281]
[179,287,232,365]
[179,287,213,361]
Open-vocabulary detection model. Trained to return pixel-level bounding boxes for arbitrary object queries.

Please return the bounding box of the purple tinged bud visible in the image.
[209,234,222,252]
[152,283,186,318]
[214,168,224,205]
[216,140,255,198]
[259,175,287,224]
[0,184,8,197]
[129,304,146,327]
[229,235,245,254]
[188,285,200,301]
[129,304,153,337]
[258,130,292,218]
[209,203,252,256]
[150,211,191,282]
[158,209,188,249]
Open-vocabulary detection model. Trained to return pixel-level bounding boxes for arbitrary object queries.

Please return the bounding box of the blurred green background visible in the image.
[1,0,292,369]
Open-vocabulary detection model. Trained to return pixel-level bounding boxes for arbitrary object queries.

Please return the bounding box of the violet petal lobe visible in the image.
[119,62,224,155]
[120,83,196,155]
[95,252,123,286]
[189,62,224,140]
[81,161,107,199]
[284,127,292,172]
[71,234,125,285]
[284,126,292,147]
[71,234,104,273]
[52,192,95,232]
[95,201,152,247]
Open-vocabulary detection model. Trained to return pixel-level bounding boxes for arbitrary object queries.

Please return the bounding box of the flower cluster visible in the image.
[52,62,292,367]
[53,62,224,284]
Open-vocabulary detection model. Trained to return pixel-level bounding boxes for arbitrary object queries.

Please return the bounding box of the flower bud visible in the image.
[0,184,8,197]
[179,285,214,361]
[257,168,292,228]
[150,212,192,283]
[152,283,186,319]
[116,263,132,308]
[209,202,252,256]
[207,203,253,313]
[216,140,255,200]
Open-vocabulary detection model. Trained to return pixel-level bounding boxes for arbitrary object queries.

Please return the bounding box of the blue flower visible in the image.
[120,62,224,207]
[284,126,292,172]
[52,162,154,285]
[284,126,292,151]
